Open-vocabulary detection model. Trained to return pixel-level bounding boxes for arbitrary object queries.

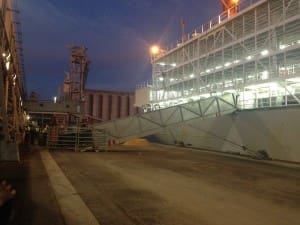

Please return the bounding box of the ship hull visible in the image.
[154,107,300,163]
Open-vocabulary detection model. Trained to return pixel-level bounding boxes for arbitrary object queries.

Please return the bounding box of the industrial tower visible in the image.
[65,46,90,102]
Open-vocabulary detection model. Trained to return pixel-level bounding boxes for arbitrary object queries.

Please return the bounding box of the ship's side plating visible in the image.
[155,107,300,162]
[149,0,300,162]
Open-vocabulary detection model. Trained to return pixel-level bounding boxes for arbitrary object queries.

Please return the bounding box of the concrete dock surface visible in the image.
[1,142,300,225]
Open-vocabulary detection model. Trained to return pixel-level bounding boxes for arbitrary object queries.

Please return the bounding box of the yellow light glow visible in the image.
[150,45,160,55]
[231,0,239,4]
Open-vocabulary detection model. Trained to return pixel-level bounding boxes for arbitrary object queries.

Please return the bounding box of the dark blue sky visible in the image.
[18,0,221,99]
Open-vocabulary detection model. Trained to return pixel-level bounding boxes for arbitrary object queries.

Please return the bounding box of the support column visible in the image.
[120,95,127,118]
[92,93,98,118]
[111,95,117,120]
[102,94,109,121]
[129,95,136,116]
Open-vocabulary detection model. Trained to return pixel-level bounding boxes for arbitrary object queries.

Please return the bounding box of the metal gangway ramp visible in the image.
[93,94,238,143]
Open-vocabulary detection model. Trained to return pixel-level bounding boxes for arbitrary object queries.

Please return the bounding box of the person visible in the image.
[0,180,16,225]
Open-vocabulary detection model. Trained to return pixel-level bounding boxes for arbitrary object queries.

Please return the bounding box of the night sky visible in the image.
[18,0,221,99]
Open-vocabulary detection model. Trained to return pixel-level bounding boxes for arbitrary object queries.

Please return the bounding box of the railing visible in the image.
[94,94,238,143]
[136,80,153,89]
[155,0,264,59]
[47,126,107,152]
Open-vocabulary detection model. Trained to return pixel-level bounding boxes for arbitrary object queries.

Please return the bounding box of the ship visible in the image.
[136,0,300,162]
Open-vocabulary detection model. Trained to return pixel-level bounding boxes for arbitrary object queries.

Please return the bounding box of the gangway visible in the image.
[93,93,268,159]
[94,93,238,143]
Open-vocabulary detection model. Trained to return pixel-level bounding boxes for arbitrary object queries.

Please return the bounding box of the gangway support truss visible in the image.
[94,94,238,143]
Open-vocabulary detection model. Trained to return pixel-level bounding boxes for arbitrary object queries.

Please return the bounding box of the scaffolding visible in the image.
[67,46,90,102]
[0,0,26,153]
[150,0,300,110]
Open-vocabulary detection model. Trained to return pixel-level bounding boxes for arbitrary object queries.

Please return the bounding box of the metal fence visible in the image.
[47,126,106,152]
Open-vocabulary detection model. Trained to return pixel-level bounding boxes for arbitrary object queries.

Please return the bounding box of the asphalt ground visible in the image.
[51,143,300,225]
[1,143,300,225]
[0,147,65,225]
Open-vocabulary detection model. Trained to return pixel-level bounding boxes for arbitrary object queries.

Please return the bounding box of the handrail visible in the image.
[154,0,265,60]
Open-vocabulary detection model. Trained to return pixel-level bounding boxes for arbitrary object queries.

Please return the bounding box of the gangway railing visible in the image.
[93,94,238,143]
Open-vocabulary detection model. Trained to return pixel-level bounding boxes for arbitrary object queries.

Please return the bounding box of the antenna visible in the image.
[181,18,186,43]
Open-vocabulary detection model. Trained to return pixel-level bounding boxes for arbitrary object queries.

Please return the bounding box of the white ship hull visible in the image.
[154,106,300,163]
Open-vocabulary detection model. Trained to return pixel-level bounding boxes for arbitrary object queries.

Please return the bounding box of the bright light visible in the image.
[158,62,166,66]
[225,62,232,67]
[234,60,240,64]
[224,89,236,93]
[159,77,164,81]
[26,115,30,120]
[190,73,195,78]
[212,92,222,96]
[54,96,57,103]
[261,71,269,80]
[246,56,253,60]
[279,44,287,50]
[171,63,177,67]
[200,93,210,98]
[279,67,286,71]
[191,96,200,101]
[150,45,160,55]
[2,53,6,57]
[231,0,239,4]
[5,62,10,70]
[260,50,269,56]
[206,69,211,73]
[286,77,300,82]
[170,78,174,82]
[215,65,222,69]
[245,82,277,89]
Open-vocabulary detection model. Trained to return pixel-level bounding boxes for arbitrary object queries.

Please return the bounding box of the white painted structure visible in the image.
[155,106,300,162]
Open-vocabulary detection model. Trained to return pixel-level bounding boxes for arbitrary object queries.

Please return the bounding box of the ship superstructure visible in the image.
[149,0,300,110]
